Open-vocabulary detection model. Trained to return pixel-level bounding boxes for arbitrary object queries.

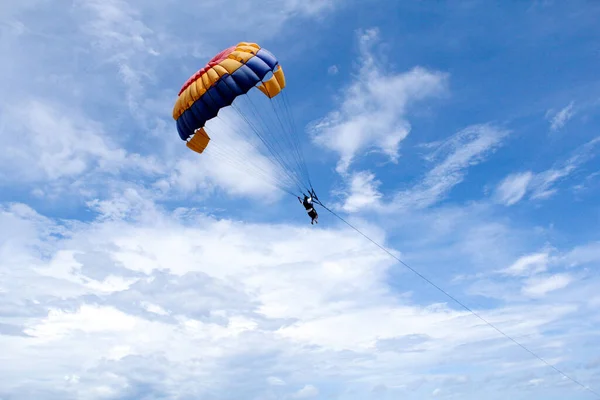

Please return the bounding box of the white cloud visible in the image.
[538,137,600,195]
[529,378,544,386]
[0,0,339,201]
[310,27,448,174]
[494,171,534,206]
[546,101,575,131]
[391,124,509,211]
[0,99,162,185]
[466,238,600,305]
[561,242,600,267]
[75,0,156,56]
[522,273,573,298]
[267,376,286,386]
[501,252,550,277]
[328,65,339,75]
[0,61,294,202]
[493,137,600,204]
[337,170,383,212]
[73,0,160,121]
[23,304,138,341]
[141,301,169,316]
[293,384,319,398]
[0,201,596,398]
[331,124,510,214]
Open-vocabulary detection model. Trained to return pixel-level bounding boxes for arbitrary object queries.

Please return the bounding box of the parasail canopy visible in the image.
[172,42,313,198]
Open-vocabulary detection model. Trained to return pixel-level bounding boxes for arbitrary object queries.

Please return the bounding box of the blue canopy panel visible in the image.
[176,51,279,141]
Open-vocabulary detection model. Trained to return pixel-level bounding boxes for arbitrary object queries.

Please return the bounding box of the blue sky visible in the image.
[1,0,600,399]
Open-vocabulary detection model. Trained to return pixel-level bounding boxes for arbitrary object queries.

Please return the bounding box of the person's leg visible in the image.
[309,210,317,225]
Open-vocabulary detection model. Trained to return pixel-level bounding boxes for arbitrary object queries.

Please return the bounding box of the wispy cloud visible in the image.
[530,139,599,199]
[493,137,600,205]
[561,241,600,267]
[546,101,576,132]
[466,241,595,303]
[522,273,573,298]
[392,124,509,210]
[334,124,510,214]
[501,252,550,277]
[310,27,448,174]
[494,172,534,206]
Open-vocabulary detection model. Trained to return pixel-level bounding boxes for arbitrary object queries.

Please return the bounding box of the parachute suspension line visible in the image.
[228,100,305,196]
[268,83,312,189]
[230,100,305,196]
[197,84,303,196]
[261,85,306,181]
[238,90,309,194]
[203,125,298,198]
[174,43,319,200]
[209,113,301,193]
[279,90,314,191]
[252,76,313,195]
[232,90,307,195]
[200,75,305,196]
[315,201,600,399]
[268,94,311,190]
[267,98,305,181]
[236,94,300,186]
[267,98,310,193]
[279,90,313,190]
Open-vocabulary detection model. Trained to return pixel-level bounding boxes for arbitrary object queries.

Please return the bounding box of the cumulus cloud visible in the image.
[310,27,448,174]
[337,170,383,212]
[1,199,598,398]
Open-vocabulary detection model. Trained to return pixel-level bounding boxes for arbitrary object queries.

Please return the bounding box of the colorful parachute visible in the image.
[172,42,312,197]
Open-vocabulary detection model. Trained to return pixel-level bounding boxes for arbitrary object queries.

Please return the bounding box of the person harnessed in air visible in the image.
[299,195,318,225]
